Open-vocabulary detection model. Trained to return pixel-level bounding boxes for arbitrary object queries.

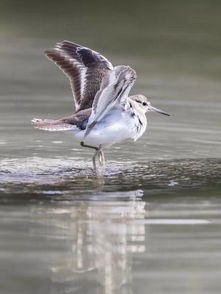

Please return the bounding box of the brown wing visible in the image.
[45,41,113,111]
[32,109,91,131]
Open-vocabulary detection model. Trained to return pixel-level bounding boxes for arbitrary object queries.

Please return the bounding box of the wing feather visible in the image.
[32,118,76,131]
[84,65,136,138]
[45,41,113,111]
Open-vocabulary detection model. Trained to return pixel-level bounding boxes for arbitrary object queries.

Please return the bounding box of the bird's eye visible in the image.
[142,102,147,106]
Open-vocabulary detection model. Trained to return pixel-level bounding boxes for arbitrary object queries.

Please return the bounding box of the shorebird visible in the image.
[32,41,170,173]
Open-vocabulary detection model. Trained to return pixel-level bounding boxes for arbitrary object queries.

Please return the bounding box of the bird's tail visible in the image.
[31,118,76,131]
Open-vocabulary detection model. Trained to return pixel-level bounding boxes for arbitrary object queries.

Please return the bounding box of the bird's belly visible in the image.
[71,111,137,145]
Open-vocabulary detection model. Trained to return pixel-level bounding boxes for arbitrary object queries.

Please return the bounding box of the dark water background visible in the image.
[0,0,221,293]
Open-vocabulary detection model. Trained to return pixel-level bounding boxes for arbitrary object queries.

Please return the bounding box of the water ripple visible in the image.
[0,157,220,199]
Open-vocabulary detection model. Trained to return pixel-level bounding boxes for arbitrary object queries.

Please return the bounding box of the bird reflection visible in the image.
[49,190,146,294]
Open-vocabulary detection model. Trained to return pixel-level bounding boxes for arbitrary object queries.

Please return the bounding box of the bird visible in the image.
[32,40,170,174]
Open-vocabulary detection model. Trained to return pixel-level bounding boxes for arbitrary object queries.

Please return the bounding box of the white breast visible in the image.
[71,108,145,146]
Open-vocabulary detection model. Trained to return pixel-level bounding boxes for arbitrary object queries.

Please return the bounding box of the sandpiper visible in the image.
[32,40,170,173]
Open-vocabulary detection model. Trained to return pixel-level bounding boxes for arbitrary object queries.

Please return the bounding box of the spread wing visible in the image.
[32,109,91,132]
[45,41,113,111]
[84,65,136,138]
[31,118,76,131]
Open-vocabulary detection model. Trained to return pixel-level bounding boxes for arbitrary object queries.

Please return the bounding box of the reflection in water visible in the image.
[45,191,146,293]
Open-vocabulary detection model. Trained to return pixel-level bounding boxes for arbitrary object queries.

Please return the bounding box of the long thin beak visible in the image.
[149,105,170,116]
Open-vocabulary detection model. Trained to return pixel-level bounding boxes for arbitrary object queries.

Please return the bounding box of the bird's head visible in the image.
[131,95,170,116]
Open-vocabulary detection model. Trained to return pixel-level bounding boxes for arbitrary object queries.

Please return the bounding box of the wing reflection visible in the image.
[49,190,146,293]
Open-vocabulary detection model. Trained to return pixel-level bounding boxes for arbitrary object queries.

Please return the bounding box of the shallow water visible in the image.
[1,0,221,293]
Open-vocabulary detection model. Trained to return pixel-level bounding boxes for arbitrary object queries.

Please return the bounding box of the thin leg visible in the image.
[98,150,105,167]
[92,150,99,173]
[80,142,105,174]
[80,141,98,151]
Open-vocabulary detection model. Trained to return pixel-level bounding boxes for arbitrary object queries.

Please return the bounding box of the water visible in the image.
[0,0,221,293]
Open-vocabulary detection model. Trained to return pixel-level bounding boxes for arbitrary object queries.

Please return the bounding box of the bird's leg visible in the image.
[92,145,106,175]
[80,142,104,175]
[98,150,105,167]
[80,141,99,172]
[92,151,99,173]
[80,141,98,151]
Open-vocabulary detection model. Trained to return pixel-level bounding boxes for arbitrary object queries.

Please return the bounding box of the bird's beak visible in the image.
[149,105,170,116]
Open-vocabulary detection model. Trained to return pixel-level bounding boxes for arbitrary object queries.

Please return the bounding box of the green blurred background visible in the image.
[1,0,221,79]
